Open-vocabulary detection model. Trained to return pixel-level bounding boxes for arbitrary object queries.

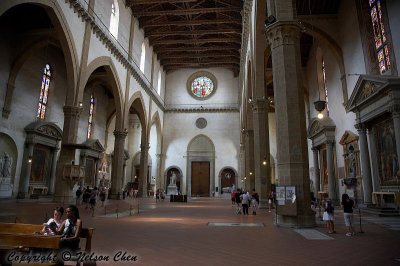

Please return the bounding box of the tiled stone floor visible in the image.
[1,197,399,265]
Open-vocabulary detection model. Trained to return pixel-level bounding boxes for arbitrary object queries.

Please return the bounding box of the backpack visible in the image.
[326,205,334,214]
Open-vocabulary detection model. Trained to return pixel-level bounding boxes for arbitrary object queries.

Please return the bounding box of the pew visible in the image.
[0,223,95,265]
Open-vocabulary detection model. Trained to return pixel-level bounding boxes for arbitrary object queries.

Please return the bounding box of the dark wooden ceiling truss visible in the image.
[127,0,243,74]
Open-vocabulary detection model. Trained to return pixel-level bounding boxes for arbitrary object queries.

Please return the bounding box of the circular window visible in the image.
[187,71,217,100]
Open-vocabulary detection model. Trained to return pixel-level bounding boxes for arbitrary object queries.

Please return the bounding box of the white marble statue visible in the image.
[170,171,177,185]
[2,152,12,178]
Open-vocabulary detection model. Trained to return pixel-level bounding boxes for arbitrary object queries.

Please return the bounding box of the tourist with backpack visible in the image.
[323,198,335,234]
[341,193,355,237]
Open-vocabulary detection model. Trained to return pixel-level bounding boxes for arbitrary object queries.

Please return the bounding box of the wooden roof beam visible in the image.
[146,28,241,37]
[133,7,242,17]
[127,0,197,5]
[142,18,242,28]
[152,37,241,45]
[158,52,239,59]
[155,46,240,53]
[161,59,240,65]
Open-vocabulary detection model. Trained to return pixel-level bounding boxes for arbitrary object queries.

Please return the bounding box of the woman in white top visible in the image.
[41,206,64,235]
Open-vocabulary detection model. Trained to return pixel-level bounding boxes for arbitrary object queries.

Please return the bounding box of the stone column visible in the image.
[312,147,320,196]
[326,141,336,201]
[392,111,400,172]
[367,128,380,192]
[139,143,150,197]
[48,147,59,195]
[156,153,163,190]
[253,100,271,208]
[356,123,373,203]
[19,142,34,198]
[54,106,82,203]
[244,130,254,191]
[239,144,245,188]
[266,19,315,226]
[111,130,127,198]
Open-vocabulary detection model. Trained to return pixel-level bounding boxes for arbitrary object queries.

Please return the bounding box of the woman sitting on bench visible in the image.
[57,205,82,251]
[41,206,64,235]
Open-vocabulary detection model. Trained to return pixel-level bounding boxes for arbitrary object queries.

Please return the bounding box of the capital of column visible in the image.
[311,147,319,152]
[251,99,266,112]
[355,123,367,133]
[266,21,302,49]
[113,130,128,139]
[156,153,164,159]
[326,140,335,146]
[63,105,83,118]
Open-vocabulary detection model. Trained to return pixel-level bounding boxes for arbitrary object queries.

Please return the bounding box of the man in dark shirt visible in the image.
[234,189,242,214]
[341,193,355,236]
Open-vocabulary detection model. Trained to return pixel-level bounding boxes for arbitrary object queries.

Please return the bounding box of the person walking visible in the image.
[234,189,242,214]
[251,189,259,215]
[241,191,249,215]
[323,199,335,234]
[268,192,274,212]
[341,193,355,236]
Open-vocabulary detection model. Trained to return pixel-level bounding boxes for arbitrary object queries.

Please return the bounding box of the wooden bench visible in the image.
[0,223,95,265]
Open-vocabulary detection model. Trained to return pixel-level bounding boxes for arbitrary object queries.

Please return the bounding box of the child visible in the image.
[323,199,335,234]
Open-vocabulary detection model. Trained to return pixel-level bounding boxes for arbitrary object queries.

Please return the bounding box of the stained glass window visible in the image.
[37,64,51,119]
[369,0,390,74]
[322,58,329,116]
[191,76,214,98]
[87,94,95,139]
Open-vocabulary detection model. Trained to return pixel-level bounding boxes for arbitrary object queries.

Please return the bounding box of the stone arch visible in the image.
[301,22,349,106]
[217,166,238,197]
[187,134,215,197]
[150,111,162,153]
[126,91,148,145]
[83,56,124,131]
[0,1,79,107]
[0,132,18,198]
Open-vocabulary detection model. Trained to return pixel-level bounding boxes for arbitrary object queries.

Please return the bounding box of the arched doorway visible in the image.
[187,135,215,197]
[164,166,182,194]
[218,167,238,197]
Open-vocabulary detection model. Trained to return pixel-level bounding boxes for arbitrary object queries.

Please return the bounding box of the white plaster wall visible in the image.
[338,0,367,95]
[387,0,400,73]
[305,43,357,174]
[163,112,240,194]
[149,124,158,182]
[165,68,238,107]
[55,0,85,66]
[132,21,144,70]
[77,86,110,146]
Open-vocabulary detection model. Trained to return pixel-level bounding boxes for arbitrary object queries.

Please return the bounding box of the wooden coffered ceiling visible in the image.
[126,0,243,75]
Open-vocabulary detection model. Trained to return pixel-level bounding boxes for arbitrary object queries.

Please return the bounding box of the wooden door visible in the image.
[191,162,210,197]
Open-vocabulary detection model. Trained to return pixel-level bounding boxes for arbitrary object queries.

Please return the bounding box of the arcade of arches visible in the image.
[0,0,400,227]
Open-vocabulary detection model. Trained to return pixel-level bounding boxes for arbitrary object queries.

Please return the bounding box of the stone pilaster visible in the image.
[19,143,34,198]
[355,123,373,203]
[156,153,163,190]
[244,130,254,191]
[54,106,82,203]
[111,130,128,198]
[326,141,336,201]
[253,100,271,208]
[367,128,380,192]
[139,144,150,197]
[239,143,245,189]
[312,147,320,196]
[266,20,315,227]
[48,147,59,195]
[2,82,15,119]
[392,111,400,173]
